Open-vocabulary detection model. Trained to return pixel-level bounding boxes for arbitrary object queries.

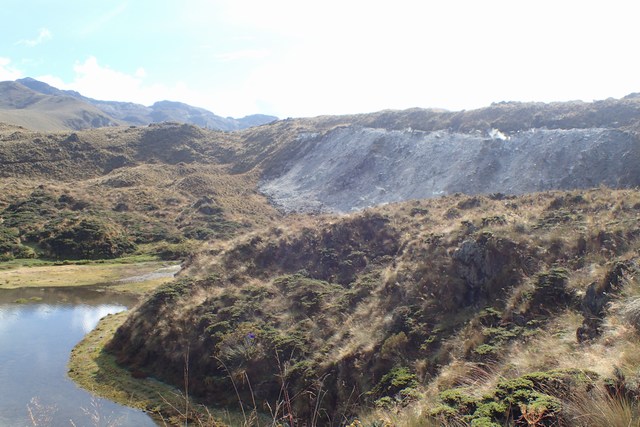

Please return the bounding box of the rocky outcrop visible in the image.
[577,260,637,342]
[452,233,526,306]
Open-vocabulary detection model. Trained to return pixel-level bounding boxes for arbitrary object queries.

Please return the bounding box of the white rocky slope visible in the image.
[259,126,640,212]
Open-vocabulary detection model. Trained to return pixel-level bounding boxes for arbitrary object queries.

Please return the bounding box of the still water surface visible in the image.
[0,287,157,426]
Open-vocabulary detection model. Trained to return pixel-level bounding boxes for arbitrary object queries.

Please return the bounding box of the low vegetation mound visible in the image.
[0,171,276,262]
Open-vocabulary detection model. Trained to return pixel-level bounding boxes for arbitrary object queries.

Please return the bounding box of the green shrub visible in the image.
[433,370,593,425]
[273,274,343,315]
[439,388,478,414]
[39,218,136,259]
[374,396,394,409]
[428,404,458,419]
[0,226,36,259]
[474,344,499,357]
[147,279,192,308]
[152,241,194,260]
[474,401,507,419]
[370,366,418,399]
[470,417,501,427]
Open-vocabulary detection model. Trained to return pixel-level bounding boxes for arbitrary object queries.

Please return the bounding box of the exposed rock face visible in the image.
[452,233,525,306]
[260,126,640,213]
[577,261,637,342]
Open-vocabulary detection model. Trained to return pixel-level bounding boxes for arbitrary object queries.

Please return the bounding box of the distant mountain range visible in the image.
[0,77,277,132]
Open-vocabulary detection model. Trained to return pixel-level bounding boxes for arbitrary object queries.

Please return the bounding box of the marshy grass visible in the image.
[0,260,179,292]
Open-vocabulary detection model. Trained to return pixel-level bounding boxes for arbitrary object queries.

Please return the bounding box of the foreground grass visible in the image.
[68,311,243,426]
[0,260,179,292]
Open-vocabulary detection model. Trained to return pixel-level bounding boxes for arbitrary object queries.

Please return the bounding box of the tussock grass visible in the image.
[564,384,640,427]
[621,297,640,333]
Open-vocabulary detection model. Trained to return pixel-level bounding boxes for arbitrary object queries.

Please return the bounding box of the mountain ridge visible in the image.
[0,81,118,131]
[0,77,277,132]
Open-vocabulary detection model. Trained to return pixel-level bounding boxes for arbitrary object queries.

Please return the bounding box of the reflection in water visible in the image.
[0,287,157,426]
[0,286,142,306]
[71,304,128,334]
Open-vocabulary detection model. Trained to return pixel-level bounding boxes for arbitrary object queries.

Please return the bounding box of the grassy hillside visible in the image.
[0,81,118,131]
[106,188,640,426]
[0,123,280,262]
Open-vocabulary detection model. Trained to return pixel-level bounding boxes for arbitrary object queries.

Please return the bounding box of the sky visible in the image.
[1,0,640,119]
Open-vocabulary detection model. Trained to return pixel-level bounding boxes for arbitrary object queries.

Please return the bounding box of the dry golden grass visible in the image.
[563,383,640,427]
[75,193,640,425]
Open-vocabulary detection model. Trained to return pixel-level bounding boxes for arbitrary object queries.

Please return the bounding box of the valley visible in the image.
[0,91,639,426]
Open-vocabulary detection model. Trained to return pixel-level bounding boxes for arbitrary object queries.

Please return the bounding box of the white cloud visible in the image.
[78,3,128,36]
[38,56,204,108]
[215,49,270,62]
[17,28,52,47]
[134,67,146,78]
[0,57,22,81]
[210,0,640,117]
[18,0,640,119]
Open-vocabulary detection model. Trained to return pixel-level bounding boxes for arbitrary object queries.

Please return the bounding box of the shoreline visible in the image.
[0,258,242,425]
[68,311,241,426]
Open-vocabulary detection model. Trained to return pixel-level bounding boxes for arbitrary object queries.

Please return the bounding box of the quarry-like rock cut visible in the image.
[259,126,640,212]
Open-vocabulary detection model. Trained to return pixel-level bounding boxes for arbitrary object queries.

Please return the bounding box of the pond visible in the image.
[0,287,157,427]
